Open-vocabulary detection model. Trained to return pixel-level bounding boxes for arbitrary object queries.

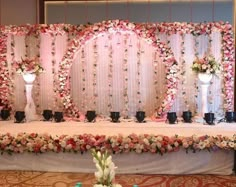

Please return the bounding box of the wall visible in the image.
[45,1,233,24]
[0,0,234,25]
[0,0,37,25]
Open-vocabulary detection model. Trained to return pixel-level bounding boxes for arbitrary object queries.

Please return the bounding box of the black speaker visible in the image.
[1,109,10,120]
[54,111,64,123]
[204,113,215,125]
[14,111,25,123]
[85,110,96,122]
[110,112,120,123]
[225,111,235,123]
[43,110,53,121]
[182,111,192,123]
[166,112,177,124]
[136,111,145,123]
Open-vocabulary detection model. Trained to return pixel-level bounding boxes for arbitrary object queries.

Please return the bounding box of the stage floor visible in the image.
[0,119,235,137]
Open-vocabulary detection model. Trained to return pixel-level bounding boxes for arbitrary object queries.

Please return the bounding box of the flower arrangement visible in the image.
[191,55,221,74]
[13,57,44,75]
[0,133,234,155]
[91,149,122,187]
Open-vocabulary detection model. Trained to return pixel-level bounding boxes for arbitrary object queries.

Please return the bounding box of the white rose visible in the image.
[229,142,234,148]
[199,142,205,149]
[174,142,179,147]
[156,142,162,148]
[48,143,54,150]
[60,141,66,148]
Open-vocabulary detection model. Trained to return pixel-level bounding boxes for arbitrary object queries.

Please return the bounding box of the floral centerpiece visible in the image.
[91,149,122,187]
[13,57,44,75]
[191,55,221,74]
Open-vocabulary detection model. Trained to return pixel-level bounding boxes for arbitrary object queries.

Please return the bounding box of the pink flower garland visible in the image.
[0,132,234,155]
[0,30,9,108]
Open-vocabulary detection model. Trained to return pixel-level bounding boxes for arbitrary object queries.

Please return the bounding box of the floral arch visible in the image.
[58,20,178,119]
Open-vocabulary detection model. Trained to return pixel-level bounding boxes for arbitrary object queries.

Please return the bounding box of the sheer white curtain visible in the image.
[70,33,165,117]
[159,32,223,117]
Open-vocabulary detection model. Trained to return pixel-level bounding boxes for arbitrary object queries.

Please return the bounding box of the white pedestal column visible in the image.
[197,73,213,119]
[23,73,38,122]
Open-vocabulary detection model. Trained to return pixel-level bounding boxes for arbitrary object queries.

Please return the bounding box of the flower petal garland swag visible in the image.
[91,149,122,187]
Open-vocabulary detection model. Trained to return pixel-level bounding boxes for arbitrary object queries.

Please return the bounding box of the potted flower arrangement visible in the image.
[192,55,221,75]
[13,57,44,75]
[91,149,122,187]
[192,55,221,84]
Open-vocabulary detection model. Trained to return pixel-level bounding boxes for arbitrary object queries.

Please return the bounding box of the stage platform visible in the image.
[0,119,235,175]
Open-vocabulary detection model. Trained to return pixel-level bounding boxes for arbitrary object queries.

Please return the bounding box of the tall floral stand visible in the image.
[23,73,38,122]
[195,73,213,122]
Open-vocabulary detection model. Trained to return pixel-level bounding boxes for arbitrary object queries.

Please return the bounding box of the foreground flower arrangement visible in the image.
[13,57,44,75]
[91,149,122,187]
[0,133,234,155]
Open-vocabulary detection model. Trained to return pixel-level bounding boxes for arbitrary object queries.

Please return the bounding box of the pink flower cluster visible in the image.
[13,58,44,75]
[0,133,234,155]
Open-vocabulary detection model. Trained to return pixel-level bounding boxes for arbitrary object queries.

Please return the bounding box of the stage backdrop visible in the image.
[0,20,234,119]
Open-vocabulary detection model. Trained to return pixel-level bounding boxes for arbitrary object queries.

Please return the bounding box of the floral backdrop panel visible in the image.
[1,21,233,119]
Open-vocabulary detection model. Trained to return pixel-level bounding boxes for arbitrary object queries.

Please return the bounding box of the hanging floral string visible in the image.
[92,38,98,110]
[193,35,199,115]
[136,39,142,110]
[122,34,129,118]
[107,35,113,112]
[153,50,159,113]
[180,34,188,110]
[9,35,16,112]
[207,33,214,112]
[33,33,41,113]
[81,47,87,112]
[51,34,57,111]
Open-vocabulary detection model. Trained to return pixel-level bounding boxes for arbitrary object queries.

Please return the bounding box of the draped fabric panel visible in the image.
[9,29,225,118]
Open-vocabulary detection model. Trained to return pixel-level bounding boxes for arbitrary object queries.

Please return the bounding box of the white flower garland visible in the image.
[107,35,113,112]
[122,34,129,118]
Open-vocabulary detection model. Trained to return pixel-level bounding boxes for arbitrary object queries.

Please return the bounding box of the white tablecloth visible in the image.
[0,120,235,175]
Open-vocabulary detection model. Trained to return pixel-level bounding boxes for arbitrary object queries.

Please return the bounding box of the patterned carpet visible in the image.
[0,171,235,187]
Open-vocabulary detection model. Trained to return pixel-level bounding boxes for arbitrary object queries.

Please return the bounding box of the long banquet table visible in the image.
[0,119,235,175]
